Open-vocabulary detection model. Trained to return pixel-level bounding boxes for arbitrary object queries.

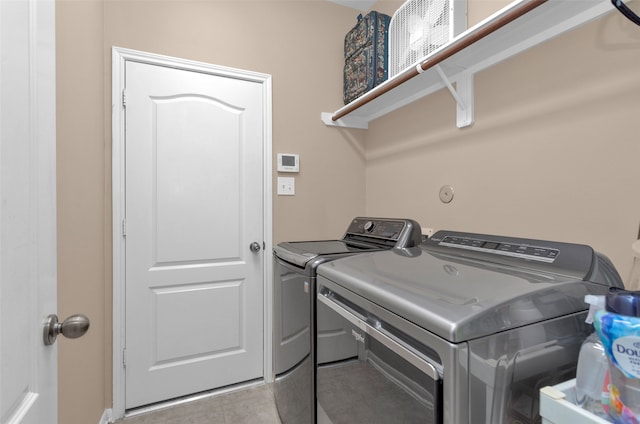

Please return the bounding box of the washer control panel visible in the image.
[346,218,406,240]
[342,217,423,248]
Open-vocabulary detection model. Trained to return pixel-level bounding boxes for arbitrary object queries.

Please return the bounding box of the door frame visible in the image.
[111,47,273,419]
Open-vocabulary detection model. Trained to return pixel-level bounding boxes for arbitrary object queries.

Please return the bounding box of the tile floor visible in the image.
[114,383,281,424]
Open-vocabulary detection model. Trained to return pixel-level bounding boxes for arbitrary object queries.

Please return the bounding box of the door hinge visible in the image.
[122,219,127,237]
[123,348,127,369]
[122,89,127,108]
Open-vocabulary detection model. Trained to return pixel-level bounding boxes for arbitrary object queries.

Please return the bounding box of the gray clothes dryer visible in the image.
[315,230,624,424]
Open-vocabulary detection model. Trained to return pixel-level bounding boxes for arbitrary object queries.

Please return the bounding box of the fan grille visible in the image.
[389,0,453,78]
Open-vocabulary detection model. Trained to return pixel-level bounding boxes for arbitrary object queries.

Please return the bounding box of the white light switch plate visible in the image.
[277,177,295,196]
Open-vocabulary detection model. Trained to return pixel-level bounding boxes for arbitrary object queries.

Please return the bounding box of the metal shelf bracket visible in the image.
[434,65,474,128]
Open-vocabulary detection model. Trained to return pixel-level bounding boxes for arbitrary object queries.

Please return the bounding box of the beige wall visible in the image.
[55,0,640,422]
[365,7,640,286]
[56,1,108,423]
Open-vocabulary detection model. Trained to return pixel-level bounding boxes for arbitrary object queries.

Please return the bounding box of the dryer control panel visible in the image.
[438,235,559,263]
[423,230,601,280]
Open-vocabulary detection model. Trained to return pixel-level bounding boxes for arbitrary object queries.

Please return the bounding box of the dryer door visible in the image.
[317,289,442,424]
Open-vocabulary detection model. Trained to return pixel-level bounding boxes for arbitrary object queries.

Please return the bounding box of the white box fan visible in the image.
[389,0,467,78]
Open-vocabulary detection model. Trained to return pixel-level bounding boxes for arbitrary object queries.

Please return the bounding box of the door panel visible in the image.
[154,95,241,263]
[125,61,265,408]
[0,0,57,422]
[153,281,243,362]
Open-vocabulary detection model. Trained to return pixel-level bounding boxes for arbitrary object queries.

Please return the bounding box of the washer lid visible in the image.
[317,247,613,343]
[274,240,380,268]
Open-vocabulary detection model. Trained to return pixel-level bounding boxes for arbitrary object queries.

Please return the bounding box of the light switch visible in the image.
[277,177,295,196]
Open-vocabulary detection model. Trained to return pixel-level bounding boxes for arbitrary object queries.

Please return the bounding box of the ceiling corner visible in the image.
[326,0,379,12]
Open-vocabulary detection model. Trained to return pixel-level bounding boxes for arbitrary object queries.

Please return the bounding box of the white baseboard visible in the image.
[99,408,113,424]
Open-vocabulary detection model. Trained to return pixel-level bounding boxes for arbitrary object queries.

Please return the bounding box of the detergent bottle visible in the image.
[595,287,640,423]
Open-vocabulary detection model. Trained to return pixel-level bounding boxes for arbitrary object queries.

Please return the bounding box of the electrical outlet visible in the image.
[421,227,435,238]
[277,177,295,196]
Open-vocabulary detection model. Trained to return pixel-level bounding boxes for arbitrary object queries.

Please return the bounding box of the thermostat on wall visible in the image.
[277,153,299,173]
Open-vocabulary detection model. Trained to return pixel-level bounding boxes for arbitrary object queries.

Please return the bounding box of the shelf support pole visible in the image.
[434,65,474,128]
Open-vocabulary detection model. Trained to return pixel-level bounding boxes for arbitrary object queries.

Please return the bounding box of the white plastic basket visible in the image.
[388,0,467,78]
[540,379,611,424]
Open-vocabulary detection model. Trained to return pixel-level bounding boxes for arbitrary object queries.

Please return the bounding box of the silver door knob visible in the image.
[44,313,90,346]
[249,242,261,253]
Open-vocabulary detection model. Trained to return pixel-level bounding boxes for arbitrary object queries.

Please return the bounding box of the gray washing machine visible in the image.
[316,230,624,424]
[272,217,422,424]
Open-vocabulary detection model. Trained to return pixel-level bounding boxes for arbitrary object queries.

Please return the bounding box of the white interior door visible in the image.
[0,0,57,423]
[122,58,268,408]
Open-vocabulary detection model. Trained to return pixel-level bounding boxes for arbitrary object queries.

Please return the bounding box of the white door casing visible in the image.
[112,48,273,415]
[0,0,57,423]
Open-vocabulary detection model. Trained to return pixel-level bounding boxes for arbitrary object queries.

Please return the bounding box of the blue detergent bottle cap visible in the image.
[605,287,640,317]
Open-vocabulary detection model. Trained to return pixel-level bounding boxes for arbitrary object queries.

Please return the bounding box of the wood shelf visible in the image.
[322,0,615,129]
